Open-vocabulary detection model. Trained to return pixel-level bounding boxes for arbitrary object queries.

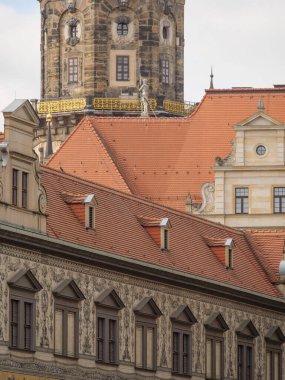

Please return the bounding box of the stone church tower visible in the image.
[35,0,187,157]
[39,0,185,103]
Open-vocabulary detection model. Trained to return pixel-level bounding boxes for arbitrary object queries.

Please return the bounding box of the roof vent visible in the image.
[279,260,285,281]
[205,237,234,269]
[137,216,171,251]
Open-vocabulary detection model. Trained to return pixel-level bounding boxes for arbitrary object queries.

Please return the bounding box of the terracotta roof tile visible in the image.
[41,166,281,299]
[46,88,285,211]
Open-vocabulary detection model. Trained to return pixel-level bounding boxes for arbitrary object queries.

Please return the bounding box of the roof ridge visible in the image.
[41,165,245,236]
[85,119,132,194]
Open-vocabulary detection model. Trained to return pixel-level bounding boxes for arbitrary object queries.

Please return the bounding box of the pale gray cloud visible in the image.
[0,0,285,128]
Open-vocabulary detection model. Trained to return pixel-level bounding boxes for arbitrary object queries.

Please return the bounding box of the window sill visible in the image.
[135,366,157,373]
[54,353,79,360]
[96,360,119,366]
[9,346,36,353]
[172,372,192,378]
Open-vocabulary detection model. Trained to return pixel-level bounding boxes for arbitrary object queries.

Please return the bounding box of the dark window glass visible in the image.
[11,299,19,348]
[22,172,28,208]
[10,299,34,351]
[256,145,266,156]
[116,56,129,81]
[117,23,128,36]
[68,58,78,83]
[162,59,169,84]
[88,206,94,228]
[273,187,285,213]
[12,169,18,206]
[172,329,191,375]
[172,332,179,372]
[235,187,249,214]
[162,26,169,39]
[96,316,118,364]
[237,343,253,380]
[71,25,78,38]
[164,229,169,250]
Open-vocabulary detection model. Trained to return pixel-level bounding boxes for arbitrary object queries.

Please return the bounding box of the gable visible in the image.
[53,279,85,301]
[3,99,39,126]
[8,269,42,292]
[236,320,259,338]
[265,326,285,344]
[95,288,125,310]
[171,305,197,325]
[204,312,229,332]
[235,112,283,129]
[134,297,162,318]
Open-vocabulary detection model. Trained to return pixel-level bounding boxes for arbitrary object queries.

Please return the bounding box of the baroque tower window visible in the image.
[117,22,128,36]
[66,18,80,46]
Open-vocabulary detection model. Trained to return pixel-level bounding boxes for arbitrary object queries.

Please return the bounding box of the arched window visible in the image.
[117,23,128,36]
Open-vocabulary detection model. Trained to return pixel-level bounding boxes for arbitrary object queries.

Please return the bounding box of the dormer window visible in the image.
[12,169,18,206]
[84,194,97,229]
[225,238,234,269]
[205,237,234,269]
[160,218,171,251]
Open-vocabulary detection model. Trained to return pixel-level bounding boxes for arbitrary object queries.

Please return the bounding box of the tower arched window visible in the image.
[117,23,128,36]
[71,25,78,38]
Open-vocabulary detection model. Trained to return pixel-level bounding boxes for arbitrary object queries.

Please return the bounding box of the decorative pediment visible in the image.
[2,99,39,126]
[234,112,283,130]
[8,269,42,292]
[134,297,162,318]
[265,326,285,344]
[53,279,85,301]
[204,312,229,332]
[236,320,259,338]
[171,305,197,325]
[95,288,125,310]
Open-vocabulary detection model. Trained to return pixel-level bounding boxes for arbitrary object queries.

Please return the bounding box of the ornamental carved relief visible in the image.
[1,244,285,379]
[65,17,81,46]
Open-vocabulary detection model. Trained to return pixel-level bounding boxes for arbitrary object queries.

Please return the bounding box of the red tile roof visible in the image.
[41,166,281,299]
[46,87,285,211]
[249,230,285,283]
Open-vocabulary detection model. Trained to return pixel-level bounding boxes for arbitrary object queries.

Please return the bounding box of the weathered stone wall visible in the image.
[39,0,185,102]
[0,242,284,380]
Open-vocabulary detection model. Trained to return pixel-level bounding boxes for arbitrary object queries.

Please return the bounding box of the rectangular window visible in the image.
[10,298,34,351]
[273,187,285,214]
[172,330,191,375]
[96,316,118,364]
[22,172,28,208]
[54,307,78,358]
[162,59,169,84]
[135,323,156,370]
[235,187,249,214]
[206,336,223,379]
[266,348,281,380]
[12,169,18,206]
[68,58,78,83]
[238,343,253,380]
[116,56,129,81]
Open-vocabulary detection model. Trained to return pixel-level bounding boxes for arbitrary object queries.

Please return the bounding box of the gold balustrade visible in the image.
[163,100,196,116]
[93,97,157,111]
[37,98,86,114]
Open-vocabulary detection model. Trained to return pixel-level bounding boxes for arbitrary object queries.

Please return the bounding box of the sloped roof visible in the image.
[249,230,285,283]
[47,118,131,194]
[41,166,281,299]
[46,87,285,211]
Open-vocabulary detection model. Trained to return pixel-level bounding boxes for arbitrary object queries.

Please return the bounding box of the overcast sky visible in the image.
[0,0,285,127]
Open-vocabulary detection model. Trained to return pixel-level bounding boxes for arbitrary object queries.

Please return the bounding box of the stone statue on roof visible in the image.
[139,79,149,117]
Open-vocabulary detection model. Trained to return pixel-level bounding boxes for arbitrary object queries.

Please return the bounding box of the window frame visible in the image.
[116,55,129,81]
[237,339,254,380]
[266,345,282,380]
[273,187,285,214]
[172,326,192,376]
[54,298,79,359]
[22,172,28,209]
[235,187,249,214]
[9,292,36,352]
[12,168,18,206]
[205,333,224,380]
[96,310,119,365]
[161,59,170,85]
[117,22,128,36]
[135,317,157,371]
[68,57,79,84]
